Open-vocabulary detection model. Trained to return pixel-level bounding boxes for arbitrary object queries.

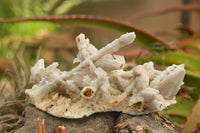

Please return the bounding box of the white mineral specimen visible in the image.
[25,32,185,119]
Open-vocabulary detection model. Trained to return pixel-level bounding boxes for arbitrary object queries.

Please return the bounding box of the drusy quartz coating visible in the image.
[25,32,185,119]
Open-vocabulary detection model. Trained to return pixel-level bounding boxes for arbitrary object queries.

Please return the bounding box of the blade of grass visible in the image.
[0,81,7,96]
[15,54,30,89]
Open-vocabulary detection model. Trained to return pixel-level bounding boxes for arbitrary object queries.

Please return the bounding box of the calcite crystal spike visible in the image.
[25,32,185,119]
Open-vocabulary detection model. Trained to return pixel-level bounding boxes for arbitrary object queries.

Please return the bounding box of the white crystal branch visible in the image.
[25,32,185,119]
[63,32,136,80]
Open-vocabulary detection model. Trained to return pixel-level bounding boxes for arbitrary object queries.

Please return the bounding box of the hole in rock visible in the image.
[132,101,142,108]
[83,88,93,97]
[46,104,54,110]
[48,83,70,99]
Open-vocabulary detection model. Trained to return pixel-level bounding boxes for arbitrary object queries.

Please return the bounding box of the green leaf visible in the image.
[0,21,59,37]
[181,40,200,53]
[0,15,170,51]
[167,98,195,117]
[58,16,169,51]
[151,51,200,72]
[184,70,200,100]
[181,98,200,133]
[160,98,195,124]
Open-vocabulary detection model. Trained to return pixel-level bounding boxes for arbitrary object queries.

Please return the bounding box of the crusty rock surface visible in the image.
[16,105,177,133]
[16,105,117,133]
[115,113,177,133]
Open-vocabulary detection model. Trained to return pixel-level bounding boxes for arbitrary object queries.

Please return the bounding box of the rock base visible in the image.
[16,105,177,133]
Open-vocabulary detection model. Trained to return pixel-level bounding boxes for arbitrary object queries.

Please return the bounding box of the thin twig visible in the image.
[57,126,67,133]
[37,118,42,133]
[38,118,46,133]
[42,119,46,133]
[0,81,7,95]
[3,99,27,105]
[127,4,200,22]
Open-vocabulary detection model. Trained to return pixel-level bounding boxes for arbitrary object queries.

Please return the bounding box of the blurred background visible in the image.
[0,0,200,132]
[0,0,199,70]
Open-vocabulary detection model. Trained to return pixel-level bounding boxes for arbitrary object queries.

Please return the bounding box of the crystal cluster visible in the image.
[25,32,185,118]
